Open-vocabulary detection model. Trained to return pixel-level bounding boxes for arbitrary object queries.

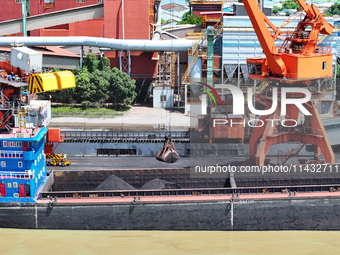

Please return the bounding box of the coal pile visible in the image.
[95,175,136,191]
[140,178,181,190]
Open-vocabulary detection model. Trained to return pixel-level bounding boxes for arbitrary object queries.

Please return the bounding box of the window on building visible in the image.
[98,0,103,3]
[44,0,55,8]
[160,95,167,102]
[28,142,33,148]
[18,162,23,168]
[1,161,6,167]
[77,0,86,3]
[16,142,22,147]
[15,0,22,3]
[10,142,15,147]
[3,141,8,147]
[13,182,18,188]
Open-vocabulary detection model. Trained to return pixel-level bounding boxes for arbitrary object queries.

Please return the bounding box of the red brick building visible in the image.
[0,0,104,37]
[104,0,158,78]
[0,0,158,78]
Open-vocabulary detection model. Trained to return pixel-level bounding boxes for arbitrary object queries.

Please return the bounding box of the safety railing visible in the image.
[315,44,332,54]
[277,43,332,55]
[274,125,324,136]
[0,150,24,158]
[0,170,34,179]
[62,130,190,141]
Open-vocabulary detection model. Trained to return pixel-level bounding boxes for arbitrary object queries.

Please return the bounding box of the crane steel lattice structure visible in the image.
[242,0,335,165]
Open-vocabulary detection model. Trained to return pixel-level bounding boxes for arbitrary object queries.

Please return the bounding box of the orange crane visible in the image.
[244,0,334,81]
[242,0,335,165]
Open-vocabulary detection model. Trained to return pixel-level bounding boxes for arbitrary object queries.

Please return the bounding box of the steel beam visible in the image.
[0,3,104,36]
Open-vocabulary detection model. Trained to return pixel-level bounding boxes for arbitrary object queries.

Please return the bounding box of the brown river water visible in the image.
[0,229,339,254]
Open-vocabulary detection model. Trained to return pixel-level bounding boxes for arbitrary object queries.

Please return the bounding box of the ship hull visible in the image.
[0,196,340,230]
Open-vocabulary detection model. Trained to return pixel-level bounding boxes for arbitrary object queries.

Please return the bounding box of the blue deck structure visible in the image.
[0,126,48,203]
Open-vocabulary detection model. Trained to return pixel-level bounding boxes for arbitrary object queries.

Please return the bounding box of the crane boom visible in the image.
[243,0,287,77]
[243,0,334,81]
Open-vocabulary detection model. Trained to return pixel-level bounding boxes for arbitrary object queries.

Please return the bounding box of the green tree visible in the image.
[328,3,340,16]
[98,56,110,71]
[74,67,92,104]
[337,64,340,78]
[83,53,100,73]
[41,53,137,109]
[177,11,202,25]
[273,6,281,14]
[282,0,300,10]
[88,69,110,107]
[108,67,137,107]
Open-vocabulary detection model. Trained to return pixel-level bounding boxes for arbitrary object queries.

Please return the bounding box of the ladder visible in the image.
[18,109,27,132]
[171,52,176,87]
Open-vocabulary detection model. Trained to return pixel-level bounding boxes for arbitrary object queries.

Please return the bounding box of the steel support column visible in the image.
[249,97,335,165]
[177,52,180,110]
[120,50,131,76]
[80,46,84,71]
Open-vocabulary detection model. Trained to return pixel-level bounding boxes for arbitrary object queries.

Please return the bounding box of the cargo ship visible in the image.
[2,163,340,230]
[1,0,340,229]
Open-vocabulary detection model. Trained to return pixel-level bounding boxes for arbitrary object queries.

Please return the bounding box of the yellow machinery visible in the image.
[29,71,75,94]
[45,128,71,167]
[46,153,71,167]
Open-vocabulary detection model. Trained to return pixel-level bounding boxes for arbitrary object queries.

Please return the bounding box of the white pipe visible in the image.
[0,36,194,51]
[156,0,162,26]
[152,1,162,41]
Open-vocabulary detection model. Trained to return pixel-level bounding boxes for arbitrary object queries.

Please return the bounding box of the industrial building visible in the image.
[0,0,338,112]
[0,0,104,37]
[0,0,157,79]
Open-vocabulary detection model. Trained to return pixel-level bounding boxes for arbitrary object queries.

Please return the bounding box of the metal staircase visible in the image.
[182,33,206,84]
[0,110,13,130]
[171,52,176,87]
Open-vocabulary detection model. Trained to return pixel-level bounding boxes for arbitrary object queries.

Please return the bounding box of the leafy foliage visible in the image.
[328,3,340,16]
[282,0,300,10]
[108,68,137,106]
[177,11,202,25]
[44,54,137,108]
[337,64,340,78]
[271,0,301,15]
[273,6,281,14]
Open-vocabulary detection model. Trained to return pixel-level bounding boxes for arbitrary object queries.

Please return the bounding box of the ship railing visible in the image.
[62,130,191,141]
[277,42,332,55]
[315,44,332,55]
[0,151,24,158]
[0,170,34,180]
[40,183,340,199]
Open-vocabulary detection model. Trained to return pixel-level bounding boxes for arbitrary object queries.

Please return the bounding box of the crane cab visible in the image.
[247,57,268,80]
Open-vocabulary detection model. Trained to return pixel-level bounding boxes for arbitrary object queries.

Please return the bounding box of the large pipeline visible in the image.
[0,36,194,52]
